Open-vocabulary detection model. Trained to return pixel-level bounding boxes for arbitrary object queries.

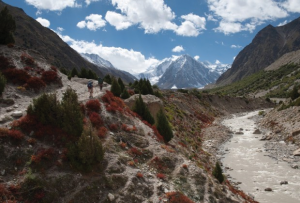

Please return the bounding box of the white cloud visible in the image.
[25,0,81,11]
[215,60,221,65]
[36,17,50,27]
[56,33,159,73]
[175,13,206,37]
[105,11,132,30]
[172,46,185,53]
[277,20,289,26]
[231,44,242,49]
[57,27,64,32]
[282,0,300,13]
[194,55,200,60]
[85,0,99,6]
[107,0,177,34]
[207,0,289,34]
[77,14,106,31]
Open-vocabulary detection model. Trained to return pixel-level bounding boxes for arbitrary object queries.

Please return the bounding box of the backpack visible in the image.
[87,81,93,88]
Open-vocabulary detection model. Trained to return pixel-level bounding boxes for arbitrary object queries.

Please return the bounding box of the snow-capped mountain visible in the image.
[138,55,230,89]
[81,53,137,82]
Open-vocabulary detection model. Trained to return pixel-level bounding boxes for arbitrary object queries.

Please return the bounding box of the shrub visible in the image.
[156,108,173,143]
[109,123,119,131]
[213,162,224,183]
[111,78,122,97]
[50,66,58,72]
[118,78,125,92]
[182,164,188,169]
[136,172,143,178]
[0,55,13,70]
[102,90,125,113]
[20,53,34,65]
[2,68,31,84]
[132,94,155,125]
[41,70,58,84]
[0,127,9,137]
[0,72,6,95]
[156,173,165,180]
[26,77,46,91]
[120,88,130,99]
[86,99,101,112]
[104,74,112,84]
[97,126,107,138]
[166,192,195,203]
[89,112,103,127]
[8,129,24,140]
[129,147,142,156]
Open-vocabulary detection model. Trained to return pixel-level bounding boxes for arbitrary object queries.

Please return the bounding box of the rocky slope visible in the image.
[0,45,276,202]
[217,17,300,86]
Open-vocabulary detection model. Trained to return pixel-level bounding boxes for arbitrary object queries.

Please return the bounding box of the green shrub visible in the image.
[212,162,224,183]
[131,78,154,95]
[0,6,16,45]
[104,74,112,84]
[156,108,173,143]
[111,78,122,97]
[120,88,130,99]
[0,72,6,95]
[118,78,125,92]
[132,94,155,125]
[290,85,300,100]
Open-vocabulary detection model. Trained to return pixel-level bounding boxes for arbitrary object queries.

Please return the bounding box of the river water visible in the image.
[220,111,300,203]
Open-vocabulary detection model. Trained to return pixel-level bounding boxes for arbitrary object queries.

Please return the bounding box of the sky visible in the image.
[3,0,300,74]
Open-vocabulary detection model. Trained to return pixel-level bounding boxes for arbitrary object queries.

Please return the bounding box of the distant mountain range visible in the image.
[217,16,300,86]
[138,55,230,89]
[0,1,135,83]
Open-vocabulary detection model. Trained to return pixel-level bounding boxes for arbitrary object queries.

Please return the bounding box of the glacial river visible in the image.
[220,111,300,203]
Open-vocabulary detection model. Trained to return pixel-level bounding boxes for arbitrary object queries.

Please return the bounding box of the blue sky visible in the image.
[3,0,300,74]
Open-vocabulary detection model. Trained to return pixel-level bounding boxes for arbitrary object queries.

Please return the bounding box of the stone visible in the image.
[291,164,298,169]
[264,188,272,192]
[292,129,300,137]
[11,111,23,117]
[253,129,261,134]
[235,132,244,135]
[108,193,115,201]
[293,149,300,156]
[280,181,288,185]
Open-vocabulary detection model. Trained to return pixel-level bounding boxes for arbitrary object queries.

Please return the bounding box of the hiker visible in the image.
[87,81,93,98]
[98,77,103,91]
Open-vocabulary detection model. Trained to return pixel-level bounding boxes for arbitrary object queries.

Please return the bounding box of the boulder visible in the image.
[293,149,300,156]
[253,129,261,134]
[124,94,163,123]
[292,129,300,137]
[264,188,272,192]
[280,181,288,185]
[108,193,115,201]
[11,111,23,117]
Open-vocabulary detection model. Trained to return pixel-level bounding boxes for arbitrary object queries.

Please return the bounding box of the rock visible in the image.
[1,170,5,176]
[291,165,298,169]
[280,181,288,185]
[264,188,272,192]
[6,107,13,112]
[253,129,261,134]
[11,111,23,117]
[293,149,300,156]
[292,129,300,137]
[235,132,244,135]
[108,193,115,201]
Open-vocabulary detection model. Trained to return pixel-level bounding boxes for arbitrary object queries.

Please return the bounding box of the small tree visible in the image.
[0,72,6,95]
[0,6,16,45]
[118,78,125,92]
[80,67,88,78]
[156,108,173,143]
[111,79,122,97]
[71,68,79,77]
[290,85,300,100]
[120,88,130,99]
[104,74,112,84]
[133,94,154,125]
[212,162,224,183]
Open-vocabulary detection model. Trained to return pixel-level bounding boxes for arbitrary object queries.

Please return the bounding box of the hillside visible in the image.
[0,1,135,83]
[0,45,275,202]
[217,17,300,86]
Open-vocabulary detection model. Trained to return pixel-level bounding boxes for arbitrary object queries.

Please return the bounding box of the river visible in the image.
[220,110,300,203]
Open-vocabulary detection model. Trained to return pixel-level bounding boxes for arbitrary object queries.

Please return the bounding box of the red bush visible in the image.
[128,89,135,96]
[26,77,46,91]
[2,68,31,84]
[21,53,34,65]
[41,70,58,84]
[86,99,101,112]
[31,148,55,164]
[97,126,107,138]
[182,164,188,169]
[0,128,9,137]
[0,55,14,70]
[102,91,124,113]
[80,103,86,115]
[156,173,166,180]
[109,123,119,131]
[50,66,58,72]
[129,147,142,156]
[24,66,33,71]
[89,112,103,127]
[8,130,24,140]
[12,115,40,133]
[136,172,143,178]
[166,192,195,203]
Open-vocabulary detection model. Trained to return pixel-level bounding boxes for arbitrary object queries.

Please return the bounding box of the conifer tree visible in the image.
[118,78,125,92]
[71,68,79,77]
[80,67,88,78]
[111,78,122,97]
[120,88,130,99]
[133,94,155,125]
[156,108,173,142]
[213,162,224,183]
[0,6,16,45]
[104,74,112,84]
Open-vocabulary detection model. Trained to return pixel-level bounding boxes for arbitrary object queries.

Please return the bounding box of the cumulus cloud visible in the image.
[231,44,242,49]
[77,14,106,31]
[25,0,81,11]
[57,27,64,32]
[282,0,300,13]
[194,55,200,60]
[56,33,159,73]
[207,0,289,34]
[277,20,290,26]
[105,11,132,30]
[175,13,206,37]
[172,46,185,53]
[36,17,50,27]
[85,0,99,6]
